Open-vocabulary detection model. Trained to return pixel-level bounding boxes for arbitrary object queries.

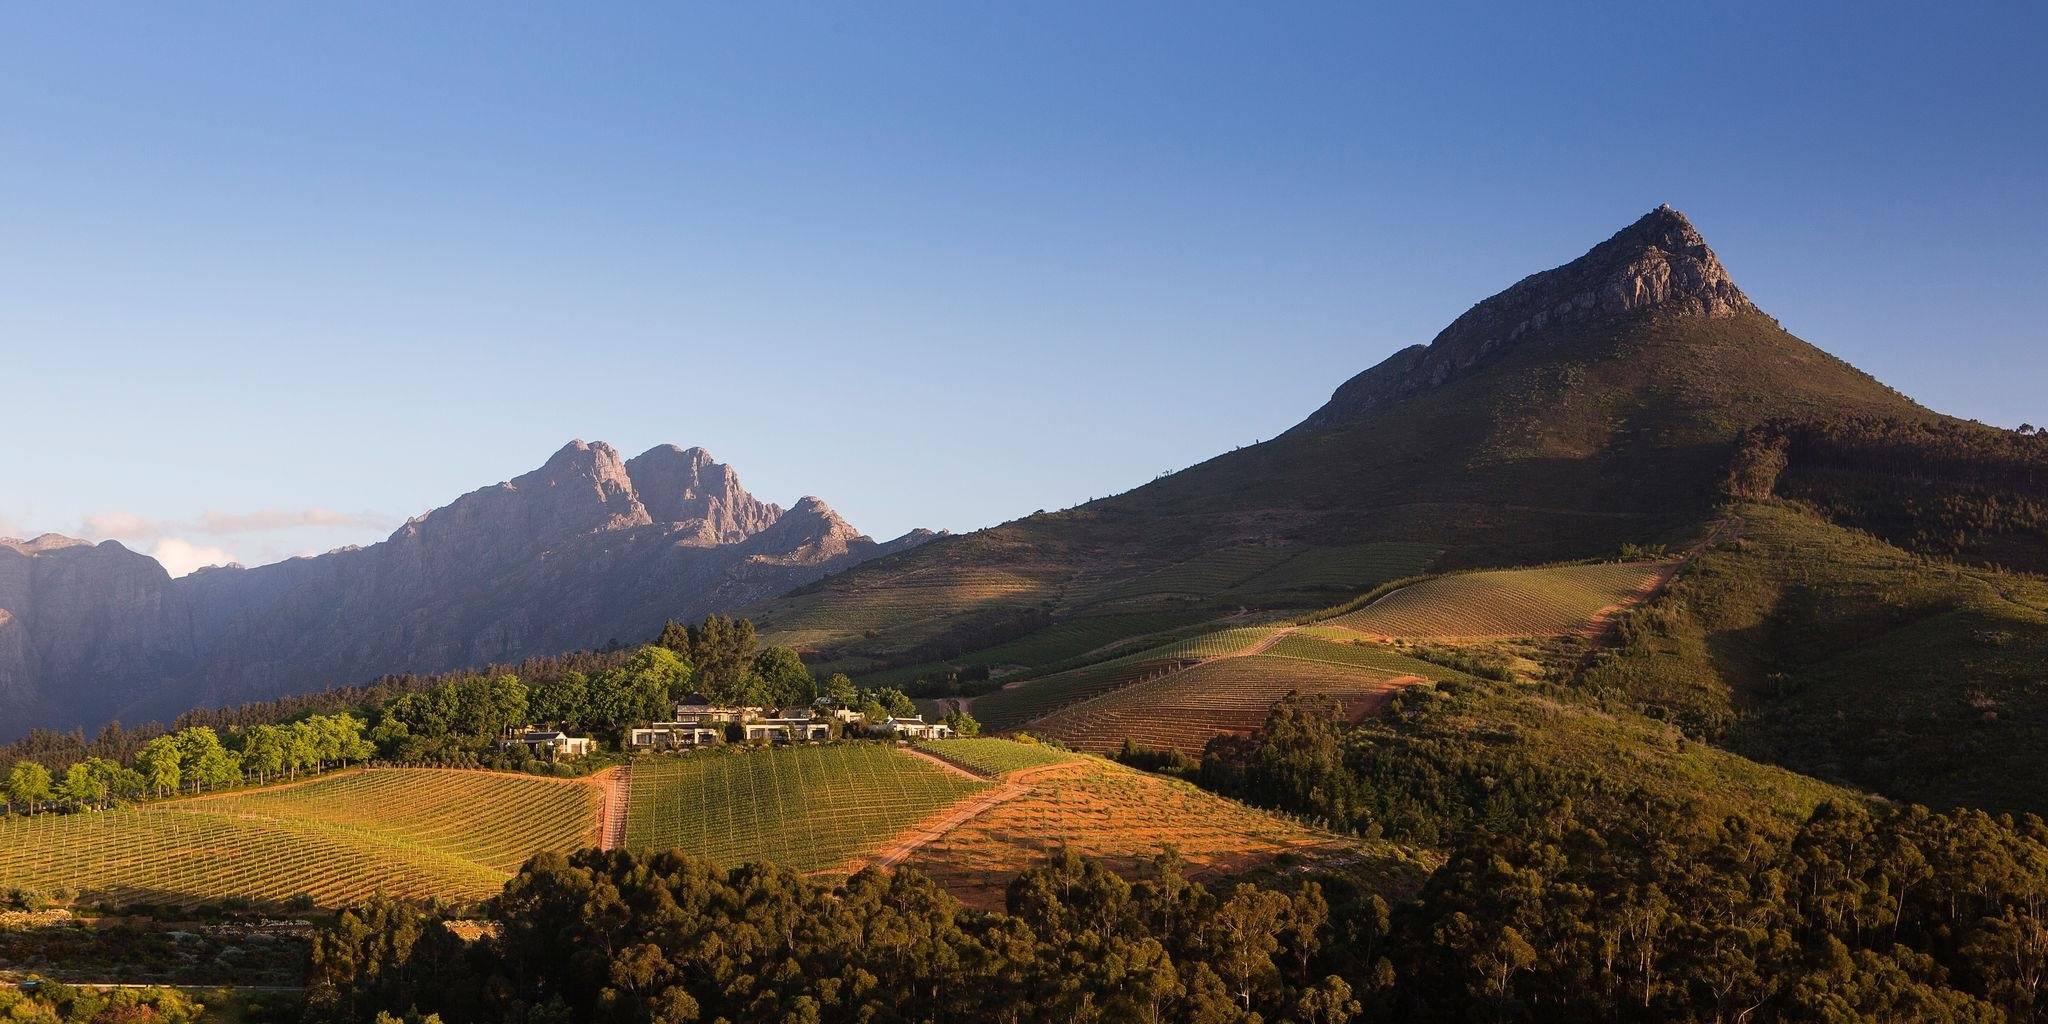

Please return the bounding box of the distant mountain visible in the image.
[751,206,1929,664]
[0,442,933,738]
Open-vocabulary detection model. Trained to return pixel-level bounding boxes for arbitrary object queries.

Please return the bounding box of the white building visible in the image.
[500,728,595,760]
[873,715,953,741]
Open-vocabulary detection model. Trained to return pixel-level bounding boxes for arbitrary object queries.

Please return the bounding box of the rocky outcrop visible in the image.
[0,444,934,738]
[1299,205,1754,428]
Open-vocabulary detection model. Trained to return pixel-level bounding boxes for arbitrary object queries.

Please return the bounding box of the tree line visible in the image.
[4,714,374,815]
[1179,692,2048,1021]
[4,615,969,817]
[305,846,1370,1024]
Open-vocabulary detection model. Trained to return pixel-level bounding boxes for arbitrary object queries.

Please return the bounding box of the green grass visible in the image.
[914,738,1076,777]
[0,768,600,908]
[623,744,988,871]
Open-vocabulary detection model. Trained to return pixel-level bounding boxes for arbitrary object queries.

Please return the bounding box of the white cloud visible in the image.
[81,511,162,538]
[79,507,391,540]
[192,507,388,534]
[150,537,238,577]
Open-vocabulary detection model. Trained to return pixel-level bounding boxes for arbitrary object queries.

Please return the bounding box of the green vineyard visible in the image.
[1327,561,1668,639]
[914,737,1075,777]
[0,768,601,908]
[623,744,988,872]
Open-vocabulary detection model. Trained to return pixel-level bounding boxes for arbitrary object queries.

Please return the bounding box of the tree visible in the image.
[528,672,590,727]
[751,646,814,708]
[57,760,109,810]
[137,735,184,796]
[878,687,918,718]
[240,725,287,783]
[449,675,529,742]
[684,615,757,701]
[943,709,983,737]
[823,672,859,707]
[6,760,54,815]
[175,727,242,792]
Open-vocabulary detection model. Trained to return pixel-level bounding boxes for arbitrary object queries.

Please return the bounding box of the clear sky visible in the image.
[2,2,2042,575]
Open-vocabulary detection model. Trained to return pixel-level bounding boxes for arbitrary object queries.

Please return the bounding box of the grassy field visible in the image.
[623,744,988,872]
[1328,561,1668,639]
[1029,654,1422,754]
[899,754,1434,909]
[914,737,1075,777]
[0,768,601,908]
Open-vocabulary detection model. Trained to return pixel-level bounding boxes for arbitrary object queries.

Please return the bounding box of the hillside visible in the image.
[1587,499,2048,813]
[0,767,602,907]
[750,206,1929,677]
[0,442,934,739]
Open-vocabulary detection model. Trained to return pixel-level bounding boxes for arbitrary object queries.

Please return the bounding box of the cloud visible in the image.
[192,507,388,534]
[80,507,391,540]
[81,511,161,538]
[150,537,238,577]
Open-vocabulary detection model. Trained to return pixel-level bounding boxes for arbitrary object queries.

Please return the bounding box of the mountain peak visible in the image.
[1301,205,1754,427]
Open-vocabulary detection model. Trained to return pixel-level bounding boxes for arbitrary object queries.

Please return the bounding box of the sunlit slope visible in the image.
[898,749,1432,909]
[1328,562,1669,640]
[623,744,987,872]
[0,768,601,907]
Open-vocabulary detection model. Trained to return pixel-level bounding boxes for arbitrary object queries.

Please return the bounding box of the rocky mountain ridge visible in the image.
[0,443,928,738]
[1299,205,1756,428]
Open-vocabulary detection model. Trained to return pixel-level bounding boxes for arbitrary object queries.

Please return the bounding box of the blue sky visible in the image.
[2,2,2042,574]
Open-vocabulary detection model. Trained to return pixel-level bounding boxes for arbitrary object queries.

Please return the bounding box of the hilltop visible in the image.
[750,206,1928,668]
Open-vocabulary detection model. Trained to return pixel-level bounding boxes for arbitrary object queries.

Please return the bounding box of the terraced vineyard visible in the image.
[1094,546,1293,602]
[958,610,1215,669]
[624,744,988,872]
[1225,541,1439,601]
[1029,654,1423,754]
[0,768,602,907]
[914,737,1075,777]
[1327,561,1669,639]
[1261,632,1470,680]
[756,566,1049,653]
[900,755,1432,909]
[969,623,1287,730]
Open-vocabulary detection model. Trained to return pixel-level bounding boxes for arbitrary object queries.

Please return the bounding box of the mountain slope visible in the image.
[0,442,930,738]
[752,206,1928,666]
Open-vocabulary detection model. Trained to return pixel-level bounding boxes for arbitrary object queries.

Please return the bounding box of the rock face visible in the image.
[0,443,933,739]
[1300,205,1754,428]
